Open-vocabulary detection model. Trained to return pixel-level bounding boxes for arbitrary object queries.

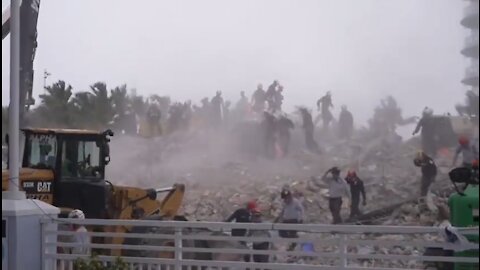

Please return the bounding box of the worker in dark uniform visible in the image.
[414,151,437,196]
[251,84,266,114]
[225,201,258,237]
[298,107,321,154]
[262,111,277,159]
[317,91,334,130]
[211,91,224,127]
[412,107,436,157]
[276,114,294,157]
[345,170,366,218]
[338,105,354,141]
[265,80,279,112]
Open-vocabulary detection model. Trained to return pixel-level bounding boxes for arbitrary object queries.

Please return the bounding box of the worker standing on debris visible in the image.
[275,189,304,251]
[252,84,266,114]
[322,167,351,224]
[414,151,437,196]
[452,136,479,168]
[266,80,279,112]
[345,170,366,218]
[226,201,258,237]
[412,107,436,157]
[338,105,354,141]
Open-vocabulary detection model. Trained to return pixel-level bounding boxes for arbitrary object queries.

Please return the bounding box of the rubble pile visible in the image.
[108,130,454,226]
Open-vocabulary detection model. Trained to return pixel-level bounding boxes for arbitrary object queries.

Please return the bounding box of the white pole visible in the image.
[5,0,25,199]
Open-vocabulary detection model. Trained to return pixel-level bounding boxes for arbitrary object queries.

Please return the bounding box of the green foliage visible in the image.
[74,255,128,270]
[25,80,154,131]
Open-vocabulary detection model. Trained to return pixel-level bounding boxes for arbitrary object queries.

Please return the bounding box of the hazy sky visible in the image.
[1,0,471,128]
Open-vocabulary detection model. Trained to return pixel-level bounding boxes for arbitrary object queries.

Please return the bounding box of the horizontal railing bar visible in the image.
[46,230,176,240]
[42,218,478,235]
[48,254,428,270]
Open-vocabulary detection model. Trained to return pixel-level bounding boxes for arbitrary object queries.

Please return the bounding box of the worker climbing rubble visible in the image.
[414,151,437,197]
[276,114,295,157]
[235,91,250,121]
[316,91,334,131]
[338,105,354,141]
[452,136,479,168]
[298,107,321,154]
[412,107,436,157]
[266,80,279,112]
[345,170,366,218]
[274,85,285,112]
[320,167,351,224]
[251,84,266,114]
[211,91,224,128]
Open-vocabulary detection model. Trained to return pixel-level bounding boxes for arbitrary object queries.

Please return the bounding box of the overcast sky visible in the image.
[1,0,471,129]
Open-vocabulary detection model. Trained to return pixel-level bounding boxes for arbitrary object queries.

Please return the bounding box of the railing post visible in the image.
[338,234,347,268]
[174,228,183,270]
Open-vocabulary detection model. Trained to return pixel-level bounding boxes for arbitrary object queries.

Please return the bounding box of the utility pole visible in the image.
[4,0,24,199]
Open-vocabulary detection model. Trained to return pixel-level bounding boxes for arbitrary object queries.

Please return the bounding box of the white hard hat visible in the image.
[68,209,85,219]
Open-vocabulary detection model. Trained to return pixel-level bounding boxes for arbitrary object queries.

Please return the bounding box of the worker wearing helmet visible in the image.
[322,167,351,224]
[66,209,90,255]
[225,200,258,237]
[414,151,437,197]
[452,136,479,168]
[345,170,366,218]
[275,189,304,251]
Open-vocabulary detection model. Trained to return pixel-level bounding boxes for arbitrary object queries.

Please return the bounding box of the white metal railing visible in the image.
[41,218,479,270]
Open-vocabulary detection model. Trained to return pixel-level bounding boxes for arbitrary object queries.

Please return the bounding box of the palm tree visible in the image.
[36,80,75,127]
[89,82,114,129]
[110,84,129,116]
[72,91,95,128]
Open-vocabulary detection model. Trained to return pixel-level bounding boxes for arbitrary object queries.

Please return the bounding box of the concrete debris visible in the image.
[108,130,455,228]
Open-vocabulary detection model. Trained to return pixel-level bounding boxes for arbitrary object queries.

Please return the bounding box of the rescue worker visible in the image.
[235,91,250,120]
[273,85,284,112]
[345,170,366,218]
[247,210,271,263]
[67,209,90,255]
[412,107,436,157]
[251,84,266,114]
[414,151,437,196]
[322,167,350,224]
[266,80,279,111]
[298,107,321,154]
[452,136,479,168]
[276,114,295,157]
[225,200,258,237]
[262,111,277,159]
[338,105,354,141]
[275,189,304,251]
[316,91,334,130]
[211,91,224,127]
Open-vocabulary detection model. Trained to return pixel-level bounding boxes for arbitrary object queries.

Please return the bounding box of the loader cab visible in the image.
[19,128,113,218]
